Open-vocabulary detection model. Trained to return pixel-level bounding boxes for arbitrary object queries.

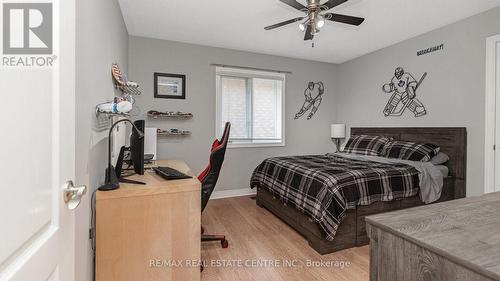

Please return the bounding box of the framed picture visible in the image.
[154,72,186,99]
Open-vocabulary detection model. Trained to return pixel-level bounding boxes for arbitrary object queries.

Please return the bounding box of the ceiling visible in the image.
[118,0,500,64]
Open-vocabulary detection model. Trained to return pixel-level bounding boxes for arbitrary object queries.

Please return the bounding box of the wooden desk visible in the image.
[366,192,500,281]
[96,160,201,281]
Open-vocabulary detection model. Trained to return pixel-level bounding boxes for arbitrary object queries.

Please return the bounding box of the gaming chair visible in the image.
[198,122,231,248]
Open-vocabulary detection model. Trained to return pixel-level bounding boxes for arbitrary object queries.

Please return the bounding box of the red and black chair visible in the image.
[198,122,231,248]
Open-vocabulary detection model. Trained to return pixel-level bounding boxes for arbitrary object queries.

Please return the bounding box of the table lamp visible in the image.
[99,118,144,191]
[331,124,346,152]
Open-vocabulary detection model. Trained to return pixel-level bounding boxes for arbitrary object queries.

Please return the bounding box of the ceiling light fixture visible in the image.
[316,18,325,29]
[264,0,365,41]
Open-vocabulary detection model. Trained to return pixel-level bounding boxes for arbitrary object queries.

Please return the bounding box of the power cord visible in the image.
[90,189,97,281]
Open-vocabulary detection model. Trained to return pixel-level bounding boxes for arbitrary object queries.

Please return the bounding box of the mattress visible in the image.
[250,153,419,241]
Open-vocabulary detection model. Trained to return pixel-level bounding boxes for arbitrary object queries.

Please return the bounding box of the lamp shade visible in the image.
[331,124,346,139]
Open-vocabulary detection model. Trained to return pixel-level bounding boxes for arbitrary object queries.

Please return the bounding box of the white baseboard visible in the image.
[210,188,256,200]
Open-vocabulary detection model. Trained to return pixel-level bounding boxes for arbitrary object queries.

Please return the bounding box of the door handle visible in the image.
[64,180,87,210]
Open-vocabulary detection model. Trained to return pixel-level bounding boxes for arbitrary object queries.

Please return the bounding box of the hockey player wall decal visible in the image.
[294,81,324,120]
[382,67,427,117]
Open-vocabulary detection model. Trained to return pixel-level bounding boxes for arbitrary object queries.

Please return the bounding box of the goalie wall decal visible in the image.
[382,67,427,117]
[294,81,324,120]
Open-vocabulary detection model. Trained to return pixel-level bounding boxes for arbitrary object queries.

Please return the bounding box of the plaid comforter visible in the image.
[250,154,419,241]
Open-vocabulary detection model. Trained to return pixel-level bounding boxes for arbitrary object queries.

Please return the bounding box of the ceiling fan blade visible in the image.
[325,13,365,26]
[304,25,314,41]
[322,0,348,10]
[264,17,304,30]
[279,0,307,11]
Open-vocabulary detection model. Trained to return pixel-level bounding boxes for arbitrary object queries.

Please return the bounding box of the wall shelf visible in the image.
[147,111,193,119]
[157,130,192,137]
[95,108,130,118]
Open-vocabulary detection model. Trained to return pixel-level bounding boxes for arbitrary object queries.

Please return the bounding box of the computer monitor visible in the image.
[130,120,145,175]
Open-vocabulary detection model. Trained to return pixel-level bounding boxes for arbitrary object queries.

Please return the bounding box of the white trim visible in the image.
[210,188,256,200]
[215,66,286,80]
[215,66,286,148]
[484,34,500,194]
[227,142,285,149]
[215,74,222,141]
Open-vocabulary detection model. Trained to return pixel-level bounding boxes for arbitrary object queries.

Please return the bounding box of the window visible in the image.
[216,67,285,148]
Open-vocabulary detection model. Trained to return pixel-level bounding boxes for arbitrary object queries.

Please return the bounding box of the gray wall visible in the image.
[72,6,500,281]
[75,0,129,280]
[128,36,339,192]
[336,7,500,196]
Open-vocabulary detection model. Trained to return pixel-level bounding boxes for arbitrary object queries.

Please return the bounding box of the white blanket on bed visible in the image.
[334,153,445,204]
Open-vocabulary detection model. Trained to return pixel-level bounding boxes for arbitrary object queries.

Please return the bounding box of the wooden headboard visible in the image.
[350,127,467,197]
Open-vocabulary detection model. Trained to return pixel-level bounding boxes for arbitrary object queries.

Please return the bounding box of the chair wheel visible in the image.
[221,239,229,248]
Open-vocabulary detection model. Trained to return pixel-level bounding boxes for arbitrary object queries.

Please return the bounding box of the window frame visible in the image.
[215,66,286,149]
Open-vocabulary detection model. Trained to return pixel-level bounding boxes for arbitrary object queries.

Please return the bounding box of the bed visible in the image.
[251,127,466,254]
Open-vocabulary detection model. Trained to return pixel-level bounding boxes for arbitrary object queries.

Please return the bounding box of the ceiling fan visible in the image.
[265,0,365,41]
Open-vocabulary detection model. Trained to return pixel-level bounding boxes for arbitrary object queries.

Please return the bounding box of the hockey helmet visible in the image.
[395,67,404,79]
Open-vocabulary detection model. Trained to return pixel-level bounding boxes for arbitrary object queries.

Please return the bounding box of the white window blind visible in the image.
[216,67,285,148]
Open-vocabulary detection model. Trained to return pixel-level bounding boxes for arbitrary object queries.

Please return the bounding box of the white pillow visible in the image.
[430,152,450,165]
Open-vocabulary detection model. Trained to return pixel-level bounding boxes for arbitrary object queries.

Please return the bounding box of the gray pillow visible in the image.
[343,135,392,156]
[430,152,450,165]
[381,141,439,162]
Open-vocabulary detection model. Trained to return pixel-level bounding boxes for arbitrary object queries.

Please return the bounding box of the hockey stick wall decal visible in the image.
[382,67,427,118]
[294,81,325,120]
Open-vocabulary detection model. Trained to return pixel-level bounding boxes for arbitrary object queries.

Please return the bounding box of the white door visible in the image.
[487,34,500,193]
[495,39,500,193]
[0,0,80,280]
[489,36,500,192]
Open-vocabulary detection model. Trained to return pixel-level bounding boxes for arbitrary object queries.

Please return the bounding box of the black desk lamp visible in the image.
[98,118,144,191]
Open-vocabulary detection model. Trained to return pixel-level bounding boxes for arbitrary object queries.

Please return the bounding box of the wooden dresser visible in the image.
[96,160,201,281]
[366,192,500,281]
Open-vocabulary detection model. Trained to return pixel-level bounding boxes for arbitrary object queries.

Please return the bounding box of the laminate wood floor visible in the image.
[201,196,369,281]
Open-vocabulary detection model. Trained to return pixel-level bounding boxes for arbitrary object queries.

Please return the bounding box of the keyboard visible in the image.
[153,166,192,180]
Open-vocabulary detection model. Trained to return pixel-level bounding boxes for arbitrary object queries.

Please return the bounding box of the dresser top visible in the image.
[365,192,500,280]
[96,159,200,200]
